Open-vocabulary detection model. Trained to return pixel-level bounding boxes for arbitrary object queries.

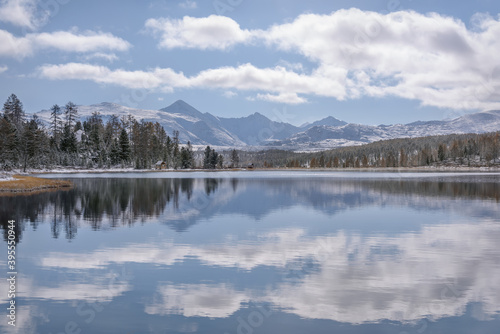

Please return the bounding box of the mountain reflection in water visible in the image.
[0,172,499,334]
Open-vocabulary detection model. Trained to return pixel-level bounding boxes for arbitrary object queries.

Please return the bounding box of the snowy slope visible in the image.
[36,100,245,146]
[219,112,300,144]
[34,101,500,150]
[269,110,500,150]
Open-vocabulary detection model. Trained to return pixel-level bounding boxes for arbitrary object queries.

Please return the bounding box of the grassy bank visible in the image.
[0,175,72,194]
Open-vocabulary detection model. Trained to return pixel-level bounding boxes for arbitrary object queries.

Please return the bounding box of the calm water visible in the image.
[1,171,500,334]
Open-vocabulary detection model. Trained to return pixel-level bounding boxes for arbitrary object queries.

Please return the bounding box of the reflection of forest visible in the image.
[0,176,498,242]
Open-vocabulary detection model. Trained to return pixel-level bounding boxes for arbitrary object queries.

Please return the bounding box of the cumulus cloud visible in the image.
[0,29,131,58]
[0,29,32,57]
[38,62,344,104]
[140,10,500,109]
[39,221,500,323]
[145,283,248,318]
[34,30,130,52]
[254,92,307,104]
[145,15,254,50]
[0,0,45,30]
[0,65,8,73]
[38,62,188,90]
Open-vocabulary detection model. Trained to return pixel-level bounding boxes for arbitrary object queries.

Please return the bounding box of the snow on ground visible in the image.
[0,173,14,181]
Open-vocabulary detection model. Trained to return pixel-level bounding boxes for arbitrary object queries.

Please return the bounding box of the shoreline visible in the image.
[30,166,500,174]
[1,167,498,193]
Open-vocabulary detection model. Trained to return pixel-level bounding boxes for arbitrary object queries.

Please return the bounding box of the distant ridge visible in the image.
[34,101,500,150]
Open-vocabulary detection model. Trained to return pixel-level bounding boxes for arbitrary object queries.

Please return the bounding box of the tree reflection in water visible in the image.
[1,175,498,242]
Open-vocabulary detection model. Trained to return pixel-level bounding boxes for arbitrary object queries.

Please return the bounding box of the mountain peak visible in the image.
[171,99,190,107]
[161,100,203,119]
[304,115,347,129]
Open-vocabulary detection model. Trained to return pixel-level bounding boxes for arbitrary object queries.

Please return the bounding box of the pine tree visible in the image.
[203,146,211,169]
[172,130,180,169]
[0,117,19,169]
[210,149,218,169]
[50,104,62,149]
[60,124,77,154]
[230,149,240,168]
[64,101,78,128]
[3,94,25,128]
[180,144,194,169]
[110,139,121,165]
[119,128,131,163]
[20,118,41,172]
[438,144,446,162]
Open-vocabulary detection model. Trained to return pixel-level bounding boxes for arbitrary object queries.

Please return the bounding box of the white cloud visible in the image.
[38,62,187,90]
[0,29,32,57]
[178,0,197,9]
[145,283,248,318]
[0,29,131,58]
[83,52,119,63]
[145,15,254,50]
[0,65,8,73]
[38,62,343,104]
[254,92,307,104]
[39,221,500,323]
[0,0,45,30]
[34,30,130,52]
[142,10,500,110]
[222,90,237,98]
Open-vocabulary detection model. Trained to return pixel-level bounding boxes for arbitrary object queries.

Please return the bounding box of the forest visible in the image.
[237,132,500,168]
[1,93,499,171]
[0,94,209,170]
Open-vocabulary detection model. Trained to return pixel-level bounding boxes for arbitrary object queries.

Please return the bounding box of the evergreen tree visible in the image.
[64,101,78,128]
[438,144,447,162]
[20,118,40,172]
[110,139,121,165]
[217,154,224,169]
[50,104,62,149]
[0,117,19,169]
[210,149,218,169]
[119,128,131,163]
[230,149,240,168]
[203,146,211,169]
[60,124,78,154]
[180,145,194,169]
[3,94,25,128]
[172,130,180,169]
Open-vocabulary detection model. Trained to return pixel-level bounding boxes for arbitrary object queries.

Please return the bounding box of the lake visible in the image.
[1,171,499,334]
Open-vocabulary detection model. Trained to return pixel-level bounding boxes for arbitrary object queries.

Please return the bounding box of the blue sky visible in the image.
[1,0,499,126]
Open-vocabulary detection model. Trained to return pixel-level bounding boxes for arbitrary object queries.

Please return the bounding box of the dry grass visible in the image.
[0,175,72,194]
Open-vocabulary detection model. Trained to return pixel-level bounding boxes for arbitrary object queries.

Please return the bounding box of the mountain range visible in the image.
[35,100,500,151]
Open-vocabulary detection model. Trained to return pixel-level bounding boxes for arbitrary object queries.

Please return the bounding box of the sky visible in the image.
[0,0,499,126]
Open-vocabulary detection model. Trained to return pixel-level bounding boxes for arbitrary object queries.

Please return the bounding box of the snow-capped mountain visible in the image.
[35,101,500,150]
[219,112,300,145]
[269,110,500,149]
[301,116,347,129]
[35,100,245,146]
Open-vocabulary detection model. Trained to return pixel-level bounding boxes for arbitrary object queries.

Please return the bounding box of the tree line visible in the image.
[239,132,500,168]
[0,94,203,170]
[2,93,498,171]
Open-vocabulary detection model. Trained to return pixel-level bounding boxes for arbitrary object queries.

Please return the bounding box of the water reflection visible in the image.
[0,173,499,334]
[1,175,499,242]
